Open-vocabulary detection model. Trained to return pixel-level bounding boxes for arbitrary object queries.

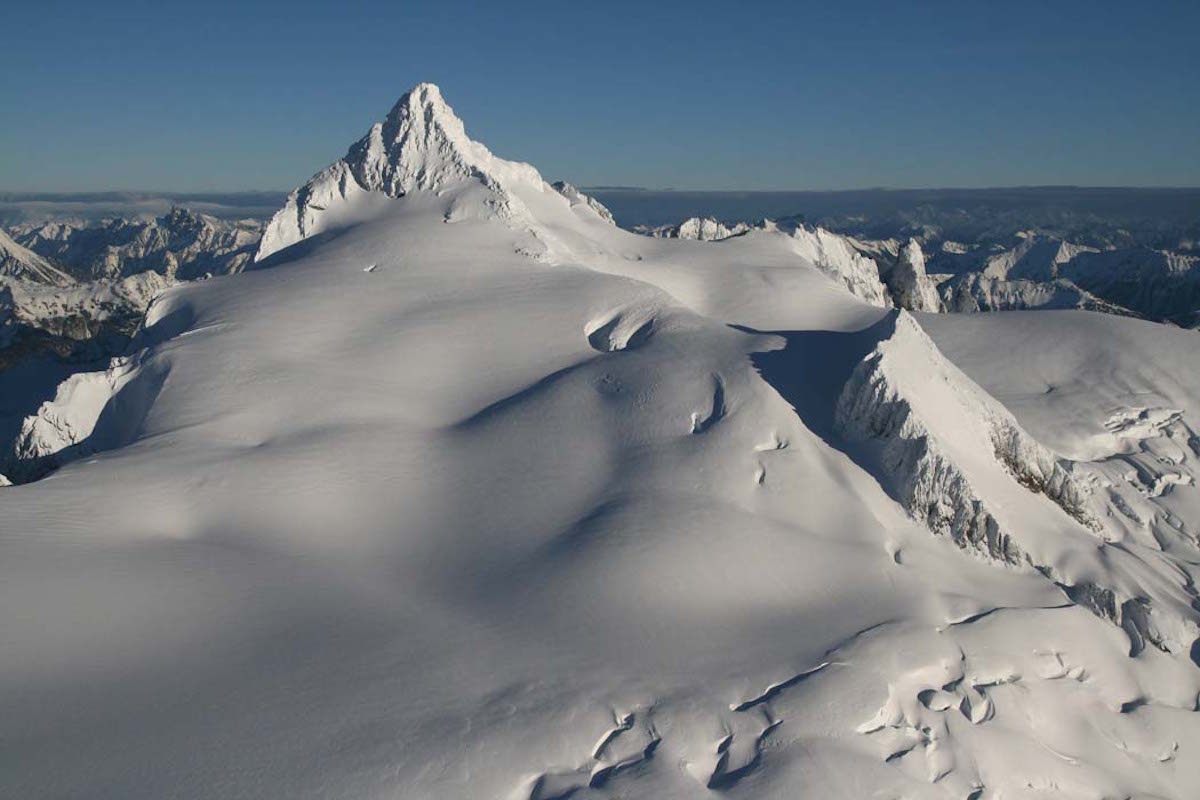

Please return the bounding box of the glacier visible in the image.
[1,84,1198,800]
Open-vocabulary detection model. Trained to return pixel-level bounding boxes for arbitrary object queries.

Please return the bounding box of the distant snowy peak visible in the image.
[14,209,259,281]
[982,234,1099,281]
[0,228,73,286]
[637,216,751,241]
[946,233,1200,325]
[257,83,549,261]
[940,272,1136,316]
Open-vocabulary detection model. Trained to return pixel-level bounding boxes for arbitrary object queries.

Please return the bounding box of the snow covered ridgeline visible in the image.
[1,271,170,358]
[638,216,1200,324]
[11,206,261,281]
[0,227,73,285]
[834,312,1198,655]
[3,83,1200,799]
[0,207,261,374]
[637,216,943,312]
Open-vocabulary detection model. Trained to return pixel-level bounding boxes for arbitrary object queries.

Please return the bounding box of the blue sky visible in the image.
[2,0,1198,191]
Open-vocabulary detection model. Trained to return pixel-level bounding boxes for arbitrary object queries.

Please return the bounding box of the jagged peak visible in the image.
[344,82,497,196]
[161,206,207,234]
[256,82,547,261]
[0,227,74,286]
[899,237,925,268]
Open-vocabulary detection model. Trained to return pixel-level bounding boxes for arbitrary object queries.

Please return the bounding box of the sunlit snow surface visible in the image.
[2,86,1199,799]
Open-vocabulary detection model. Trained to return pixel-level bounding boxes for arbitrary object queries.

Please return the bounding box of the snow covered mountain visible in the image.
[13,206,261,280]
[2,84,1199,800]
[0,271,169,364]
[1,225,169,370]
[1062,248,1200,326]
[255,83,551,261]
[916,232,1199,324]
[939,272,1135,315]
[0,227,72,285]
[981,234,1099,281]
[636,215,753,241]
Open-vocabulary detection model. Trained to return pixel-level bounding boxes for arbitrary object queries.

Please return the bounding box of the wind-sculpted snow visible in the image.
[3,84,1199,799]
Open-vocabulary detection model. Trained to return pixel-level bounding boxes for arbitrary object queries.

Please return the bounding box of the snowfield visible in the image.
[2,84,1199,799]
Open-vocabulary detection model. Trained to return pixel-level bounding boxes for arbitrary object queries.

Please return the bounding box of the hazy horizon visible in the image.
[4,0,1198,193]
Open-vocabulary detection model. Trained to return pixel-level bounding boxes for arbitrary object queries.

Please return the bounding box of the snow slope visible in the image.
[0,227,72,285]
[2,84,1198,800]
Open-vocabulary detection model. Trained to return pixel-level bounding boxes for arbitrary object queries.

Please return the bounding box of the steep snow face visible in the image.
[257,83,547,260]
[923,310,1200,650]
[836,312,1097,567]
[765,219,891,307]
[836,312,1197,654]
[7,291,173,480]
[14,208,261,280]
[883,239,941,311]
[0,228,72,286]
[14,366,123,466]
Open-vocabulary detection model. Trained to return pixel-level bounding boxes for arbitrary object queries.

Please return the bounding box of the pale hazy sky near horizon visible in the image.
[3,0,1198,192]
